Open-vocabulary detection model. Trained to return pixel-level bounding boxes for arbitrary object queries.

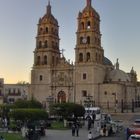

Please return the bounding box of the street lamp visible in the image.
[84,95,93,107]
[46,96,54,110]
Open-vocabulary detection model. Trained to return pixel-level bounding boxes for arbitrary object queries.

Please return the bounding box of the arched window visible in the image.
[96,53,98,62]
[83,73,87,80]
[81,22,84,30]
[87,21,91,29]
[104,91,107,95]
[57,91,66,103]
[38,41,42,48]
[39,28,43,34]
[79,53,83,62]
[45,40,48,48]
[80,37,83,44]
[52,56,55,65]
[87,36,90,44]
[37,56,40,65]
[46,27,48,33]
[87,52,90,61]
[44,55,47,65]
[39,75,43,81]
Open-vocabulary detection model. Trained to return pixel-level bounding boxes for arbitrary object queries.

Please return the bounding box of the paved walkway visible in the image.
[41,121,100,140]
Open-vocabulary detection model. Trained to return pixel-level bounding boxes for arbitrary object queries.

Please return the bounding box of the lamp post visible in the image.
[84,95,93,107]
[46,96,54,111]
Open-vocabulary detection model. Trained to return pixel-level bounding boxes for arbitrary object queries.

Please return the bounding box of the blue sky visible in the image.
[0,0,140,83]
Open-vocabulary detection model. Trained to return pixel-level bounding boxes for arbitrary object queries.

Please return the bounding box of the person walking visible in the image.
[88,131,93,140]
[92,112,96,127]
[75,123,79,137]
[88,118,92,130]
[71,123,76,136]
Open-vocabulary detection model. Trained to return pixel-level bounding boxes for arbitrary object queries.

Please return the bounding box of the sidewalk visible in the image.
[41,121,100,140]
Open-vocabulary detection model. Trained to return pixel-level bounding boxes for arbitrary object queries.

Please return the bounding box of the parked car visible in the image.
[126,122,140,139]
[128,134,140,140]
[135,119,140,122]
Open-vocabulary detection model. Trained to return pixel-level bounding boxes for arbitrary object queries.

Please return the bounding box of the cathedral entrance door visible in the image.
[57,91,66,103]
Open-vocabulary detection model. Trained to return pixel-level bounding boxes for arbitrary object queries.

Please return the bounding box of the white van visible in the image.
[84,107,101,120]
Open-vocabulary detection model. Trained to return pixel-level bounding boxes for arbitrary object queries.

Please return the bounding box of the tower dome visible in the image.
[39,1,58,25]
[103,57,113,66]
[82,0,100,18]
[107,59,130,82]
[107,69,130,82]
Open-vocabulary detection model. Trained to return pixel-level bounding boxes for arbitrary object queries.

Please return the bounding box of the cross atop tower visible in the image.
[87,0,92,6]
[46,0,51,15]
[48,0,50,5]
[116,58,119,70]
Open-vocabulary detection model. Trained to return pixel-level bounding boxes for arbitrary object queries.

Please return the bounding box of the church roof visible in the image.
[103,57,113,66]
[39,1,58,25]
[41,14,58,25]
[107,69,131,82]
[107,59,130,82]
[82,0,100,18]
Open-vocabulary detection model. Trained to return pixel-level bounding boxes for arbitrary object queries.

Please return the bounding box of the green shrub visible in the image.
[14,99,42,109]
[0,133,25,140]
[50,103,85,119]
[9,121,17,131]
[9,109,48,121]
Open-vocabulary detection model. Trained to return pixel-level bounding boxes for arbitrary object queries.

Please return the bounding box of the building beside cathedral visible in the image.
[30,0,140,110]
[0,78,29,104]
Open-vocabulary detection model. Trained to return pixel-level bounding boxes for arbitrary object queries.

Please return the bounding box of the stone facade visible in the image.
[30,0,140,109]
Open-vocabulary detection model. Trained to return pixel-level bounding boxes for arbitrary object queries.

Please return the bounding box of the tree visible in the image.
[0,104,15,118]
[9,109,48,121]
[50,103,85,119]
[14,99,42,109]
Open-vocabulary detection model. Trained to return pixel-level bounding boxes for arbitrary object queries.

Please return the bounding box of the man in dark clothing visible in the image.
[92,113,96,127]
[71,123,75,136]
[75,123,79,136]
[88,118,92,130]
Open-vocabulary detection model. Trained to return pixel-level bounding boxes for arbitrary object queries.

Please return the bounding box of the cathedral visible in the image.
[30,0,140,110]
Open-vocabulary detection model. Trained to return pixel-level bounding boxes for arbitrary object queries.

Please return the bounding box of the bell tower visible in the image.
[75,0,104,64]
[31,1,61,103]
[75,0,105,105]
[33,1,60,68]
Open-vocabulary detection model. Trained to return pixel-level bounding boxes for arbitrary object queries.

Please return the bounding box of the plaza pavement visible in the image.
[41,121,100,140]
[40,110,140,140]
